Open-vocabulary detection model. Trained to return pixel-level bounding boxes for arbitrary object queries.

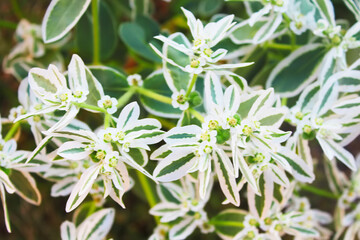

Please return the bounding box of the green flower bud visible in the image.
[189,91,202,107]
[216,128,230,144]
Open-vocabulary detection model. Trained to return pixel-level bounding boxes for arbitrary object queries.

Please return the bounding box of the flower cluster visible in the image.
[1,0,360,239]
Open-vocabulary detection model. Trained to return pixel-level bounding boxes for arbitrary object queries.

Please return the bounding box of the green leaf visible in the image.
[42,0,91,43]
[140,71,182,118]
[266,44,327,97]
[199,0,224,16]
[211,209,246,239]
[119,18,161,62]
[75,1,117,61]
[89,66,129,98]
[9,171,41,205]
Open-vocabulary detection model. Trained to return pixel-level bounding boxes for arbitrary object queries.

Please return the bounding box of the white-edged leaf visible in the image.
[9,171,41,205]
[43,105,80,134]
[317,137,357,171]
[204,71,224,111]
[76,208,115,240]
[247,172,274,219]
[42,0,92,43]
[169,216,197,240]
[153,151,196,182]
[65,165,100,212]
[57,141,90,160]
[277,147,315,183]
[333,97,360,115]
[213,149,240,206]
[164,125,201,146]
[0,170,16,194]
[78,164,101,196]
[117,101,140,129]
[313,0,335,26]
[51,177,77,197]
[253,13,282,44]
[150,202,183,223]
[26,136,53,164]
[0,184,12,233]
[60,221,76,240]
[210,208,247,240]
[150,145,172,161]
[68,54,88,92]
[266,44,327,97]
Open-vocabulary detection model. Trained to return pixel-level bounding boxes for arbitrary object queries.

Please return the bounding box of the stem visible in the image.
[135,87,172,105]
[185,74,198,98]
[300,184,339,200]
[136,171,160,224]
[189,108,204,123]
[104,113,110,129]
[10,0,23,19]
[117,88,135,108]
[72,102,107,113]
[290,32,296,49]
[0,20,17,30]
[281,97,288,106]
[265,42,299,51]
[92,0,100,65]
[4,122,20,142]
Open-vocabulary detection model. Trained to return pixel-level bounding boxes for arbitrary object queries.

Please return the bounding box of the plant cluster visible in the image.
[1,0,360,239]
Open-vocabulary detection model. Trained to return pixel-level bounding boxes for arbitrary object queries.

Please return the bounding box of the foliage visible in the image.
[1,0,360,239]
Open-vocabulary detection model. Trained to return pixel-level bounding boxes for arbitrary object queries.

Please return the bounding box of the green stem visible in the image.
[10,0,23,19]
[104,113,110,129]
[185,74,198,98]
[281,97,288,106]
[117,88,135,108]
[290,33,296,49]
[72,102,107,113]
[92,0,100,65]
[136,171,160,224]
[301,184,339,200]
[0,20,17,30]
[4,122,20,142]
[265,42,299,51]
[189,108,204,123]
[135,87,172,105]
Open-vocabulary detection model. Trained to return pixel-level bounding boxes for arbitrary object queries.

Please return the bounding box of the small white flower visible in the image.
[313,19,330,36]
[171,90,189,110]
[98,95,118,114]
[127,74,143,86]
[8,106,26,122]
[72,88,89,104]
